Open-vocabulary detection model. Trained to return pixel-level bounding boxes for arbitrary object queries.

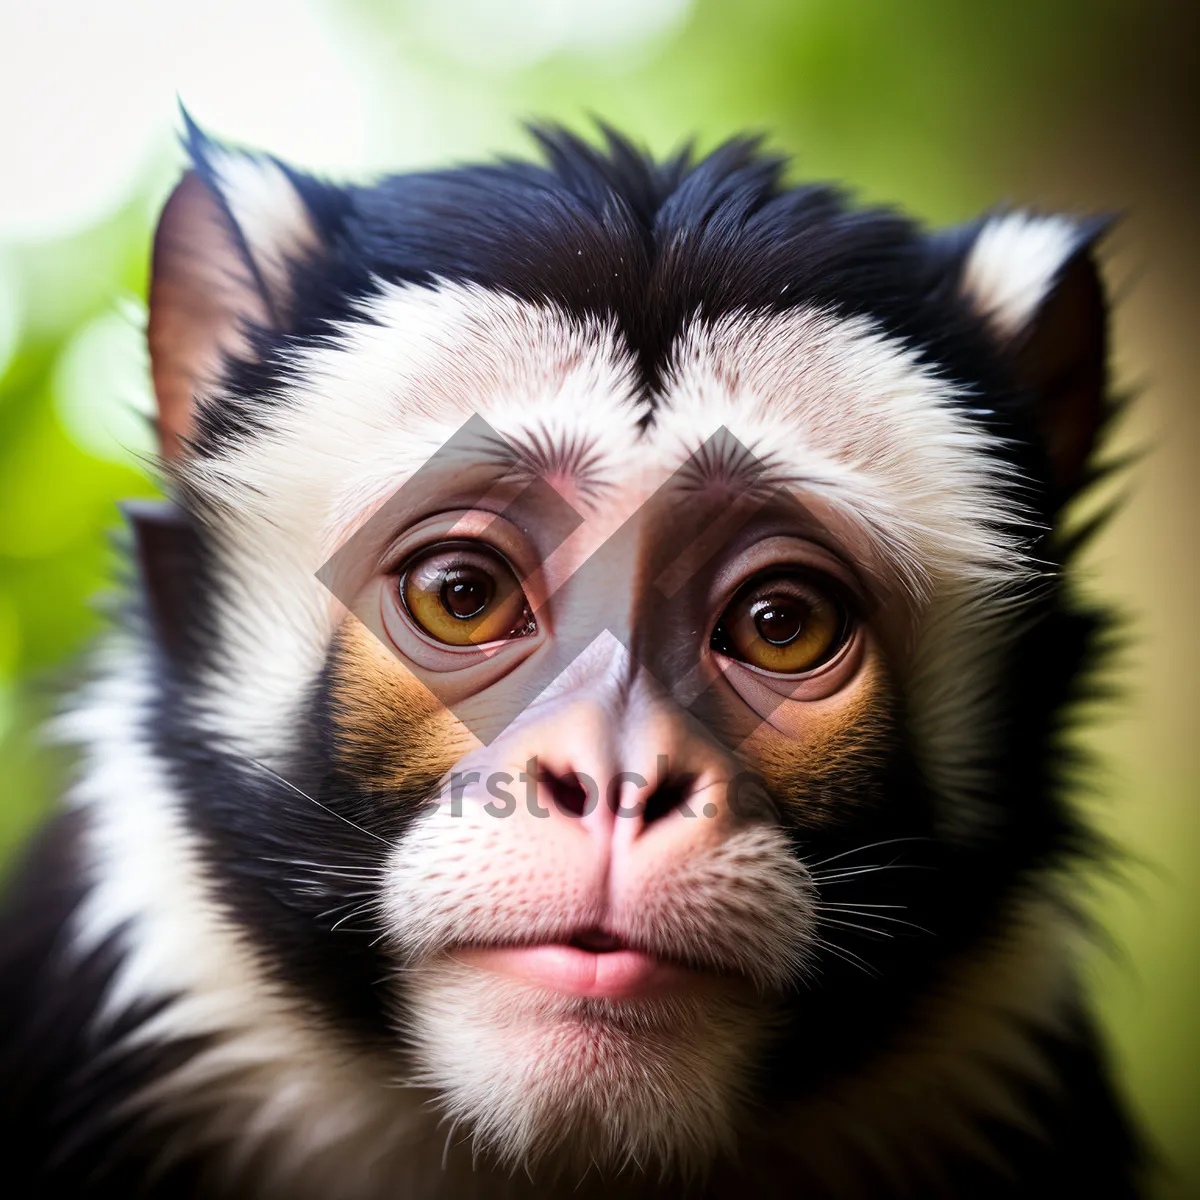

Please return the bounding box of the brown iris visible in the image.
[400,543,533,646]
[714,572,848,674]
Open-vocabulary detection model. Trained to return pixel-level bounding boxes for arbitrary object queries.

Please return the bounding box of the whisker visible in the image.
[315,892,378,923]
[239,756,393,847]
[263,856,385,880]
[811,937,880,977]
[819,905,932,935]
[811,863,935,884]
[818,916,895,939]
[286,872,385,892]
[805,836,932,870]
[330,902,381,933]
[442,1118,460,1172]
[810,863,887,879]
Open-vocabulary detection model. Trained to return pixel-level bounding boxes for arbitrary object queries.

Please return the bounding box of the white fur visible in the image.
[383,795,816,994]
[405,962,767,1179]
[656,308,1028,596]
[382,797,814,1172]
[370,623,819,1174]
[207,150,321,315]
[961,212,1081,339]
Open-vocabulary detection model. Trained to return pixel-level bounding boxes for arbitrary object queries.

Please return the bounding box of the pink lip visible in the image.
[451,943,678,999]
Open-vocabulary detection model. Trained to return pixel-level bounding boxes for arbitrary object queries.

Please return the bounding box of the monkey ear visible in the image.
[955,212,1111,496]
[148,117,322,459]
[121,499,204,662]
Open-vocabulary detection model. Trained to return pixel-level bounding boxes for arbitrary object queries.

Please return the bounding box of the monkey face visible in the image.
[321,404,897,1173]
[124,126,1108,1184]
[156,285,1015,1175]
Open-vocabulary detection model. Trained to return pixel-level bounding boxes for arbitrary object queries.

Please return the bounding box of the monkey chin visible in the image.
[401,955,773,1181]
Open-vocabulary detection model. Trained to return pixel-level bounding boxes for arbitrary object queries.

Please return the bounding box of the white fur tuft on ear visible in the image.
[147,123,325,458]
[202,149,321,318]
[960,212,1083,339]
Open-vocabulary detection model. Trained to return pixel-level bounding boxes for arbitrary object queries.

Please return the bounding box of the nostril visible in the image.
[541,769,591,817]
[642,774,697,826]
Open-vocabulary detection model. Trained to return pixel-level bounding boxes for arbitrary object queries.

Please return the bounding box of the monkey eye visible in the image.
[398,542,535,647]
[711,571,851,675]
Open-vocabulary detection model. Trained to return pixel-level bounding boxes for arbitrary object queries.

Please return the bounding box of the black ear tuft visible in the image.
[121,499,206,663]
[1012,239,1109,496]
[954,212,1114,499]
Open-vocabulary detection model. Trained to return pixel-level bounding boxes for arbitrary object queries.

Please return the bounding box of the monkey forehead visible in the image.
[186,279,1029,597]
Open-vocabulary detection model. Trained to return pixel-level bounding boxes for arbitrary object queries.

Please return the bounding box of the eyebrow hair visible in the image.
[668,425,823,500]
[471,419,612,504]
[656,426,939,602]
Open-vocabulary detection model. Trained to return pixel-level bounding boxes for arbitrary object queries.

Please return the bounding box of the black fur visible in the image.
[0,812,217,1197]
[0,126,1146,1196]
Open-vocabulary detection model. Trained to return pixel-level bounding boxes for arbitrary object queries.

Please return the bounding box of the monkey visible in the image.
[0,119,1145,1198]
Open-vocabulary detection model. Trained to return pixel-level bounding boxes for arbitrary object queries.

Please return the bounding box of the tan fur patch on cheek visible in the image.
[328,616,473,791]
[743,654,897,829]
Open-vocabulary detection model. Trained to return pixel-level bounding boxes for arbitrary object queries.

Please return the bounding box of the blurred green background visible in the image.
[1,0,1196,1192]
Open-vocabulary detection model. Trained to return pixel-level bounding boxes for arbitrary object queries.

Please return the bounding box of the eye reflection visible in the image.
[712,571,850,674]
[399,542,534,646]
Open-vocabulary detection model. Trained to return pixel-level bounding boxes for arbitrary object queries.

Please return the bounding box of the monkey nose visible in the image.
[517,690,746,857]
[533,759,702,837]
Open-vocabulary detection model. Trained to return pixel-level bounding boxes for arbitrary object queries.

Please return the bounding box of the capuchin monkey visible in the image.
[0,120,1144,1198]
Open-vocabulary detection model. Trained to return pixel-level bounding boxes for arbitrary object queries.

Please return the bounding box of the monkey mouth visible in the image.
[449,928,689,1000]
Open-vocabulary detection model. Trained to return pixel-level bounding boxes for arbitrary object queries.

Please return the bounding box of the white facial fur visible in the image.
[404,960,770,1179]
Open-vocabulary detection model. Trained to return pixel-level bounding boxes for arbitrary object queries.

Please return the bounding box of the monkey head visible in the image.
[102,122,1113,1192]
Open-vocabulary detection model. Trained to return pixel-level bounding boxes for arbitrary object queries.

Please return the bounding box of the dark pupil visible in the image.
[754,598,804,646]
[440,569,493,620]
